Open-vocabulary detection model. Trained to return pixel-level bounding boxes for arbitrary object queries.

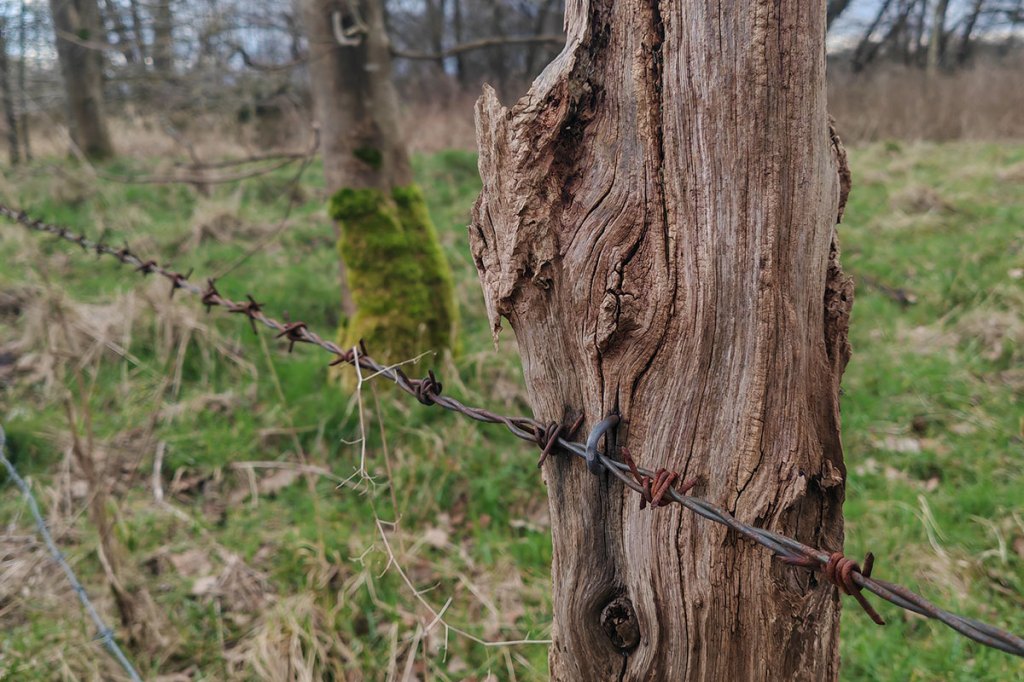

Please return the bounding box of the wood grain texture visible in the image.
[471,1,853,679]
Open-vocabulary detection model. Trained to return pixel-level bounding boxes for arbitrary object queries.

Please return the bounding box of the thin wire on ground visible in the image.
[0,425,143,682]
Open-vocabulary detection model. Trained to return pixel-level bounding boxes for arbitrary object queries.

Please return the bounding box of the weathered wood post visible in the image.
[471,2,853,678]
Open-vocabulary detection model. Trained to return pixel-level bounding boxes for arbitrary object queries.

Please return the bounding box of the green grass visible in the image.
[0,142,1022,680]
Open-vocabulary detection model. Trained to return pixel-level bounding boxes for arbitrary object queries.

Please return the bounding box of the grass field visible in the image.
[0,142,1022,680]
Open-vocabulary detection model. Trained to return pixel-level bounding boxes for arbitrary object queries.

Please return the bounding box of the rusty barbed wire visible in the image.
[0,425,143,682]
[2,204,1023,659]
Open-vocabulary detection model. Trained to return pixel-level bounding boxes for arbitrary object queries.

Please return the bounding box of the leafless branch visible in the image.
[227,42,307,71]
[96,125,319,187]
[392,34,566,60]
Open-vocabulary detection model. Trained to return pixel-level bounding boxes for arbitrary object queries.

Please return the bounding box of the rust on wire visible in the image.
[536,413,584,469]
[134,259,158,275]
[169,268,193,299]
[201,279,221,312]
[275,321,310,352]
[824,552,885,625]
[412,370,443,406]
[3,203,1024,660]
[327,348,356,367]
[229,295,264,334]
[622,448,698,510]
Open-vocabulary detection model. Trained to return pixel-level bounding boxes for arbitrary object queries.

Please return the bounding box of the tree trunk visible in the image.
[853,0,894,71]
[827,0,853,29]
[955,0,985,66]
[471,2,852,679]
[48,0,115,159]
[17,0,30,161]
[128,0,147,66]
[426,0,447,75]
[101,0,138,64]
[525,0,560,77]
[452,0,467,88]
[927,0,949,73]
[300,0,458,365]
[887,0,918,65]
[914,0,930,66]
[488,2,508,96]
[152,0,174,75]
[0,18,20,165]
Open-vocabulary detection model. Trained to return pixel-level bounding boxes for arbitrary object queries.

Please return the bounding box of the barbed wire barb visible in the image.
[0,425,143,681]
[2,204,1023,659]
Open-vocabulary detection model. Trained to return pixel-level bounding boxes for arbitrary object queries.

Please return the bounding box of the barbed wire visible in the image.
[0,425,143,681]
[2,204,1023,659]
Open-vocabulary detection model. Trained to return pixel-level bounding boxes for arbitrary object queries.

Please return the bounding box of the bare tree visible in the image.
[128,0,147,65]
[525,0,560,75]
[913,0,930,63]
[472,1,851,678]
[955,0,986,64]
[0,17,20,165]
[928,0,950,71]
[300,0,457,365]
[17,0,30,160]
[487,1,508,94]
[425,0,447,73]
[101,0,138,64]
[152,0,174,75]
[452,0,467,86]
[49,0,115,159]
[827,0,854,29]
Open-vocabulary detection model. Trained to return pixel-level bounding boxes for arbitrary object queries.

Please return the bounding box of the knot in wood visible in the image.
[600,596,640,651]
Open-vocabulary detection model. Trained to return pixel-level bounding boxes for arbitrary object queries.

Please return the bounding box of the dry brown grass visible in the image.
[829,61,1024,143]
[16,109,303,163]
[400,95,479,153]
[10,283,255,397]
[7,61,1020,163]
[224,594,355,682]
[399,62,1024,149]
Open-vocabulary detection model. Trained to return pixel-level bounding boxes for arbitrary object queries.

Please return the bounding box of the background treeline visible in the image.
[0,0,1023,164]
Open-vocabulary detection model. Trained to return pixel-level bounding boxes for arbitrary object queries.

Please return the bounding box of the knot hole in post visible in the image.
[600,595,640,651]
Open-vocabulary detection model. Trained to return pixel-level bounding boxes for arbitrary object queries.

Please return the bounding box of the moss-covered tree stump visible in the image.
[329,184,458,380]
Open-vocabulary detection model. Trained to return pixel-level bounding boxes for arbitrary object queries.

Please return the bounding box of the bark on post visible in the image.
[299,0,458,365]
[471,2,853,679]
[49,0,115,160]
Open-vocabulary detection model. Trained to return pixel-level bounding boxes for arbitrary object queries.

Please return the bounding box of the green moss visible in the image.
[329,184,458,369]
[353,147,383,170]
[331,187,381,219]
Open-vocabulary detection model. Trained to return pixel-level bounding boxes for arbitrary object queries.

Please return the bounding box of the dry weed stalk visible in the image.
[62,399,173,657]
[374,518,552,652]
[224,594,354,682]
[40,296,174,659]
